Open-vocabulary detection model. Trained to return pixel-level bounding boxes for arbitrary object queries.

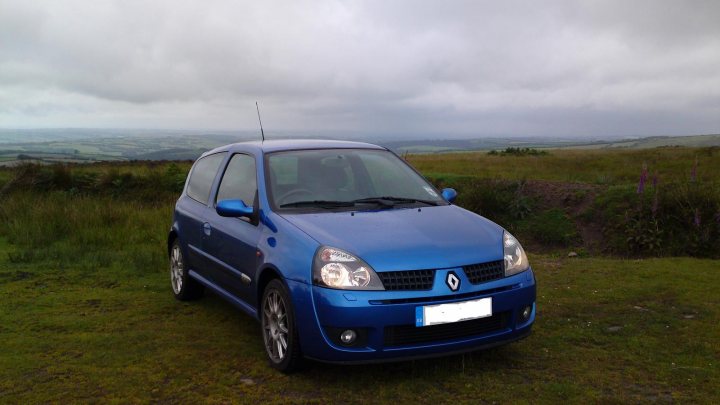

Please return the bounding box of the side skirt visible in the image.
[188,269,258,320]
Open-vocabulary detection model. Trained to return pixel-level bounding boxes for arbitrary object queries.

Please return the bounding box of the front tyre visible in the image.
[261,279,303,372]
[169,240,204,301]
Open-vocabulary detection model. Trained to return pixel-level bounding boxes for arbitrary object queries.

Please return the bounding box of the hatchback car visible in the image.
[168,140,535,371]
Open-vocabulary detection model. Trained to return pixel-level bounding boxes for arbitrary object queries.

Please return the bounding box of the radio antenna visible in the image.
[255,101,265,142]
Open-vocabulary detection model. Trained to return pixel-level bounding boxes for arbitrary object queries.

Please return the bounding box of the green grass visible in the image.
[0,171,10,188]
[0,188,718,403]
[1,232,718,402]
[517,208,578,246]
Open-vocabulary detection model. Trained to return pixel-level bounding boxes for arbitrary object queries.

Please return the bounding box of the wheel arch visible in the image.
[256,265,286,310]
[167,229,179,257]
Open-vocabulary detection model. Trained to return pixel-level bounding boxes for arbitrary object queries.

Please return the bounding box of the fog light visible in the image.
[522,305,532,321]
[340,329,357,344]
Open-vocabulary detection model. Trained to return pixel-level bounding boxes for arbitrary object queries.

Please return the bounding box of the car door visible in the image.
[204,153,262,303]
[176,152,226,278]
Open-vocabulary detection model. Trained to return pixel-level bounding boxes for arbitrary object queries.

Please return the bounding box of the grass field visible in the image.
[0,149,718,403]
[409,147,720,185]
[1,234,718,403]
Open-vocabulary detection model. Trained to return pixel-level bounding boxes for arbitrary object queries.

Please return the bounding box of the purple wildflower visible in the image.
[694,208,701,228]
[652,171,658,188]
[637,163,648,194]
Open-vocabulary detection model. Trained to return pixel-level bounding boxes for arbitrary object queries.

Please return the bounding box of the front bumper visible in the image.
[289,267,536,363]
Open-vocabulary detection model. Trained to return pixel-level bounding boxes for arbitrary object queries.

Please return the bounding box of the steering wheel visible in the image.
[278,188,314,205]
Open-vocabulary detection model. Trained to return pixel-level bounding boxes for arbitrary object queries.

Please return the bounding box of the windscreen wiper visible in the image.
[280,200,356,208]
[351,196,441,206]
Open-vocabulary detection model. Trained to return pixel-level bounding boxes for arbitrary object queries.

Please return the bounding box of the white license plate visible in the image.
[415,297,492,327]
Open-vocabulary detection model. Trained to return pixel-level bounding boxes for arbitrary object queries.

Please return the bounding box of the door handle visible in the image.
[203,222,212,236]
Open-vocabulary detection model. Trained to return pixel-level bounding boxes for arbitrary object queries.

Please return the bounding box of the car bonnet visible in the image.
[280,205,504,271]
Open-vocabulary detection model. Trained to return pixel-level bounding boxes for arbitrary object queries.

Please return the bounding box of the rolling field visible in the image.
[408,147,720,185]
[0,148,718,403]
[0,133,244,166]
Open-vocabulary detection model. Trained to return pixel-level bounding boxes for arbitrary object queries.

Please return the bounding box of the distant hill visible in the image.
[0,131,718,165]
[560,134,720,149]
[133,148,206,161]
[0,133,244,166]
[381,134,720,154]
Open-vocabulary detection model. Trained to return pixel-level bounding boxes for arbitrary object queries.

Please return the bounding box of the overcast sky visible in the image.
[1,0,719,138]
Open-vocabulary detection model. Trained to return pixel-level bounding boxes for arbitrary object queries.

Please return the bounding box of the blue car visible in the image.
[168,140,535,371]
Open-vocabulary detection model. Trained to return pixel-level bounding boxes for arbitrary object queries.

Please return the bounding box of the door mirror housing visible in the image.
[216,199,254,218]
[441,188,458,203]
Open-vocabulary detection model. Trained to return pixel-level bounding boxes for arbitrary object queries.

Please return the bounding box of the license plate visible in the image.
[415,297,492,327]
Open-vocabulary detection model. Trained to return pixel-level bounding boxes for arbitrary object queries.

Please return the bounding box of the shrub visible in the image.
[5,163,189,202]
[435,178,535,226]
[487,147,549,156]
[518,208,578,246]
[594,164,720,257]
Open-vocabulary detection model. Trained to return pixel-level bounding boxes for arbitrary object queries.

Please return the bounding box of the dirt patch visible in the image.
[522,180,607,252]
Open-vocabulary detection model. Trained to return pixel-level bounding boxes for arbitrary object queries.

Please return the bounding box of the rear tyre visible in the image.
[169,240,204,301]
[261,279,303,372]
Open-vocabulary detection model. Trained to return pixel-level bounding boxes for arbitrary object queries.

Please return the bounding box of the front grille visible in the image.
[463,260,504,284]
[378,270,435,291]
[384,312,509,347]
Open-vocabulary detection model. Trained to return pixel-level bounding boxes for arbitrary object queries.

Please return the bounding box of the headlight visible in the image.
[313,247,384,290]
[503,231,529,276]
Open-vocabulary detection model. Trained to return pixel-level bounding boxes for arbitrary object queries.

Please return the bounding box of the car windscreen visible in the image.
[265,148,446,211]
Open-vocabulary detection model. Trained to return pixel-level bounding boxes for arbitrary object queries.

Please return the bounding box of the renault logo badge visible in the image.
[446,271,460,292]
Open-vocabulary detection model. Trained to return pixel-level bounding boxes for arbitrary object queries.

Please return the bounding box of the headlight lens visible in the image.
[313,247,384,290]
[503,231,529,276]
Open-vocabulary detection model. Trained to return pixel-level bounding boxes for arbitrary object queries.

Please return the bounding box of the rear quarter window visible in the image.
[186,152,226,204]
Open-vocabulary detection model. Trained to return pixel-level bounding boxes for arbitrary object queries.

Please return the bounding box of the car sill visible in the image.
[188,269,258,319]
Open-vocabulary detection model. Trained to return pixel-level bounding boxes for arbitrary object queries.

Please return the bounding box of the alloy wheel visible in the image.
[170,245,184,294]
[262,290,289,362]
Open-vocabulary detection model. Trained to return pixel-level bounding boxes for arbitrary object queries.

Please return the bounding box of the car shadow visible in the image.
[300,344,521,379]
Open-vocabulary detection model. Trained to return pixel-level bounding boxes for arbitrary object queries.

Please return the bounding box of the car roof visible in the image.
[201,139,386,157]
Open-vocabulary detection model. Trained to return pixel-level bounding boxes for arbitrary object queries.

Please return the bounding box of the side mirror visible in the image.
[216,199,254,218]
[441,188,458,203]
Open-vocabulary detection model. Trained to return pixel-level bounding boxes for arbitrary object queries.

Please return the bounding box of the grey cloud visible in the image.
[0,0,718,137]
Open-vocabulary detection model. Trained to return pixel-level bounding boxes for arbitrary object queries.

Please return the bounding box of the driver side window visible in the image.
[216,154,257,206]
